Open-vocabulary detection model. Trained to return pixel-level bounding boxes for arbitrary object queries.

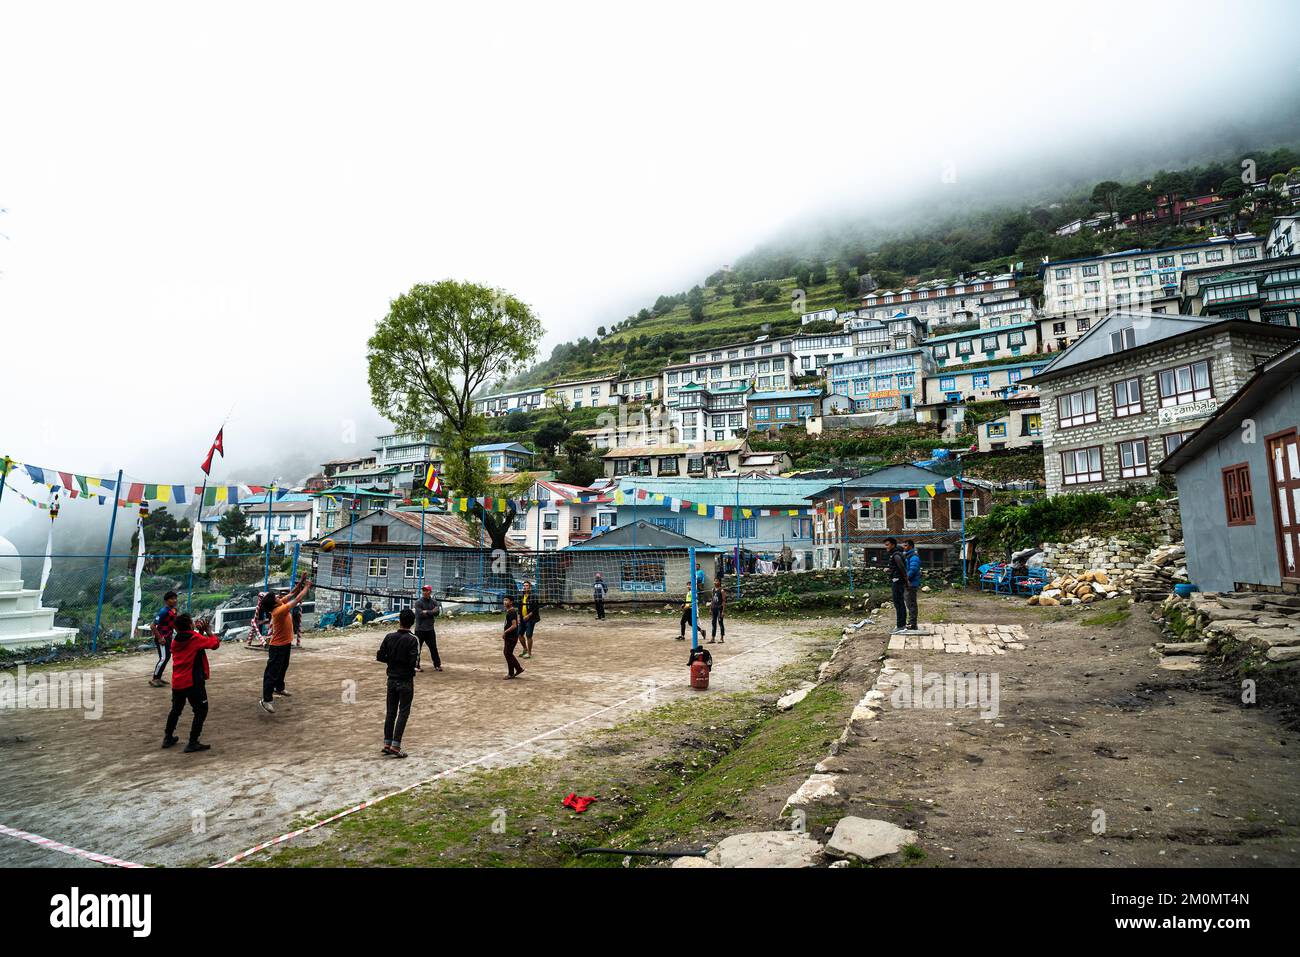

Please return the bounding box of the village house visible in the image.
[826,349,932,413]
[800,307,839,326]
[472,385,547,416]
[672,381,750,444]
[505,480,613,551]
[978,294,1039,328]
[609,477,828,569]
[1179,252,1300,328]
[1039,313,1098,354]
[237,492,317,548]
[372,430,441,494]
[1266,214,1300,260]
[549,374,621,409]
[311,484,406,535]
[746,388,826,434]
[602,439,787,479]
[561,520,725,601]
[1038,235,1264,324]
[859,272,1021,332]
[471,442,535,474]
[925,322,1042,371]
[845,313,926,354]
[916,359,1048,434]
[309,509,518,616]
[1159,341,1300,593]
[975,389,1043,452]
[1027,311,1300,496]
[806,464,992,571]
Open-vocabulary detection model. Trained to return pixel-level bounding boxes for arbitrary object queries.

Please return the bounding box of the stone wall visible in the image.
[1039,498,1182,582]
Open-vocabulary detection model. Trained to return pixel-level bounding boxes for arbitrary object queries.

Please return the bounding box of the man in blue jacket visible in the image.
[902,538,921,632]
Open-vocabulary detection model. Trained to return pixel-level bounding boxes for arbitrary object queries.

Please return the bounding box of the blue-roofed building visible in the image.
[826,348,933,412]
[471,442,536,474]
[609,476,830,569]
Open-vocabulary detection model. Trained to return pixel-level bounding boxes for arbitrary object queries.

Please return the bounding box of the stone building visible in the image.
[1160,341,1300,593]
[1028,311,1300,496]
[806,464,993,571]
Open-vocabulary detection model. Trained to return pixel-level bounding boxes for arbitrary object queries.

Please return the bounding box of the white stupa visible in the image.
[0,534,78,651]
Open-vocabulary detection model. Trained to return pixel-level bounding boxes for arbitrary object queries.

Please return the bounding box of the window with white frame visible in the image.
[1061,447,1103,485]
[1118,438,1150,479]
[903,498,931,525]
[1056,388,1098,428]
[368,557,388,578]
[1157,360,1212,407]
[1112,377,1142,417]
[404,557,424,579]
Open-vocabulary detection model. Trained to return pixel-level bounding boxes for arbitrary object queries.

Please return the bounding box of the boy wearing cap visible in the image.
[413,584,441,672]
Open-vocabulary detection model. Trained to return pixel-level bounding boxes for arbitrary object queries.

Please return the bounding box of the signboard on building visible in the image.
[1157,398,1218,426]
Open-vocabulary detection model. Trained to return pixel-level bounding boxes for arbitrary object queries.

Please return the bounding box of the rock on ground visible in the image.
[825,817,918,862]
[705,831,823,868]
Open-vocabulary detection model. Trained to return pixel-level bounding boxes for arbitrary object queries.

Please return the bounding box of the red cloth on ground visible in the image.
[563,792,597,813]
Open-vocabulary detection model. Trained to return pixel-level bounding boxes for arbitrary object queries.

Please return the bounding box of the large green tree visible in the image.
[367,280,541,549]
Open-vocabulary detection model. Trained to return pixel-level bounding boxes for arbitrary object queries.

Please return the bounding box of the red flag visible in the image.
[200,428,225,475]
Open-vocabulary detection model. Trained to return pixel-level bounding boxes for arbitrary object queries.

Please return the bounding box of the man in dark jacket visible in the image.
[163,614,220,753]
[413,584,441,672]
[886,538,909,635]
[376,608,419,758]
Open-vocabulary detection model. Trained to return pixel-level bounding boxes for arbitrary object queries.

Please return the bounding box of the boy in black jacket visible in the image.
[376,608,419,758]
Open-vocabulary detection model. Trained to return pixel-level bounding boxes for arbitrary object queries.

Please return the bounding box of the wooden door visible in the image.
[1267,430,1300,581]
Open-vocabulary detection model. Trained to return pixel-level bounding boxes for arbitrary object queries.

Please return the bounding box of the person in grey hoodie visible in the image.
[413,584,441,672]
[593,572,607,620]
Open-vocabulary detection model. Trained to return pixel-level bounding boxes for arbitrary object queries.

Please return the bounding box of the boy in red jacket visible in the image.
[163,614,220,753]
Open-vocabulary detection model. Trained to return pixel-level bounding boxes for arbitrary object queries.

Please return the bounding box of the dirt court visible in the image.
[0,610,820,868]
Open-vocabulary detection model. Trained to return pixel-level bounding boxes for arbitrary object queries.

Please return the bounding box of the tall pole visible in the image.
[188,476,208,613]
[290,539,301,583]
[840,476,854,596]
[91,469,125,653]
[959,456,967,586]
[689,546,699,651]
[262,485,276,590]
[0,455,11,507]
[417,496,427,593]
[734,472,741,600]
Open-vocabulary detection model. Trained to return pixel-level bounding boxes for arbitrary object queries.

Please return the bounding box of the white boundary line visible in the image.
[0,823,145,868]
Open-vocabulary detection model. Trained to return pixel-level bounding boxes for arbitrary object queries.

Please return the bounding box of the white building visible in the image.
[506,480,614,551]
[472,385,547,416]
[860,273,1021,332]
[800,307,839,326]
[1039,235,1264,320]
[1266,215,1300,260]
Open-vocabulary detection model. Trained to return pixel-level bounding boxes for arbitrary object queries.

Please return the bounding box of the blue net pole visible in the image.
[689,546,699,651]
[91,468,124,653]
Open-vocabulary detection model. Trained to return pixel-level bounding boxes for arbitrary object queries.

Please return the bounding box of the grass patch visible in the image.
[1081,608,1130,628]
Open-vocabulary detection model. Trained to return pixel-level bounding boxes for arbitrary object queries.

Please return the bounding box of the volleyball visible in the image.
[321,538,337,552]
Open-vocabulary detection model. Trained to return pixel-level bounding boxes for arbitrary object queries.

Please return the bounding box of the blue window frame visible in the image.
[755,406,771,420]
[650,517,685,535]
[973,373,990,389]
[939,377,956,391]
[720,518,757,539]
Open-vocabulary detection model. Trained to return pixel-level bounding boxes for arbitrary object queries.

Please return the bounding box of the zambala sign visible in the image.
[1157,398,1218,426]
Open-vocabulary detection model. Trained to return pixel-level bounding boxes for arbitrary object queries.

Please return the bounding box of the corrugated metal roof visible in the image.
[386,510,526,549]
[616,476,829,506]
[748,389,822,401]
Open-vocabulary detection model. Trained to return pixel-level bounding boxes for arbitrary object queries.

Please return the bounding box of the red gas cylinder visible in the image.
[690,659,710,690]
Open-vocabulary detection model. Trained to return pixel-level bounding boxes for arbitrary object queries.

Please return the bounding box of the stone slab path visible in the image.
[886,623,1027,655]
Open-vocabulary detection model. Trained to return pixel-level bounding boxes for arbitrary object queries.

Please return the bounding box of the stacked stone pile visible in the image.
[1027,569,1119,606]
[1129,542,1188,602]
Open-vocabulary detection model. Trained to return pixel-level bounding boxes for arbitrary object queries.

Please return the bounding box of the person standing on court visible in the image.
[259,575,311,714]
[162,614,220,753]
[678,585,706,642]
[593,572,607,620]
[376,607,419,758]
[886,538,909,635]
[709,580,726,643]
[519,580,540,659]
[501,595,524,679]
[413,584,442,672]
[902,538,922,632]
[149,590,180,687]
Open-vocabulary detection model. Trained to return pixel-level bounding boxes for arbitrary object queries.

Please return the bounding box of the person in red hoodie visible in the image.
[163,614,220,753]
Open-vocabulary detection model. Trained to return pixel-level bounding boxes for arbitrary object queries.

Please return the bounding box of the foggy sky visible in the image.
[2,0,1299,546]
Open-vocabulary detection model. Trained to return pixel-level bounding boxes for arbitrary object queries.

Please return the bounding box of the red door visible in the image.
[1267,430,1300,582]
